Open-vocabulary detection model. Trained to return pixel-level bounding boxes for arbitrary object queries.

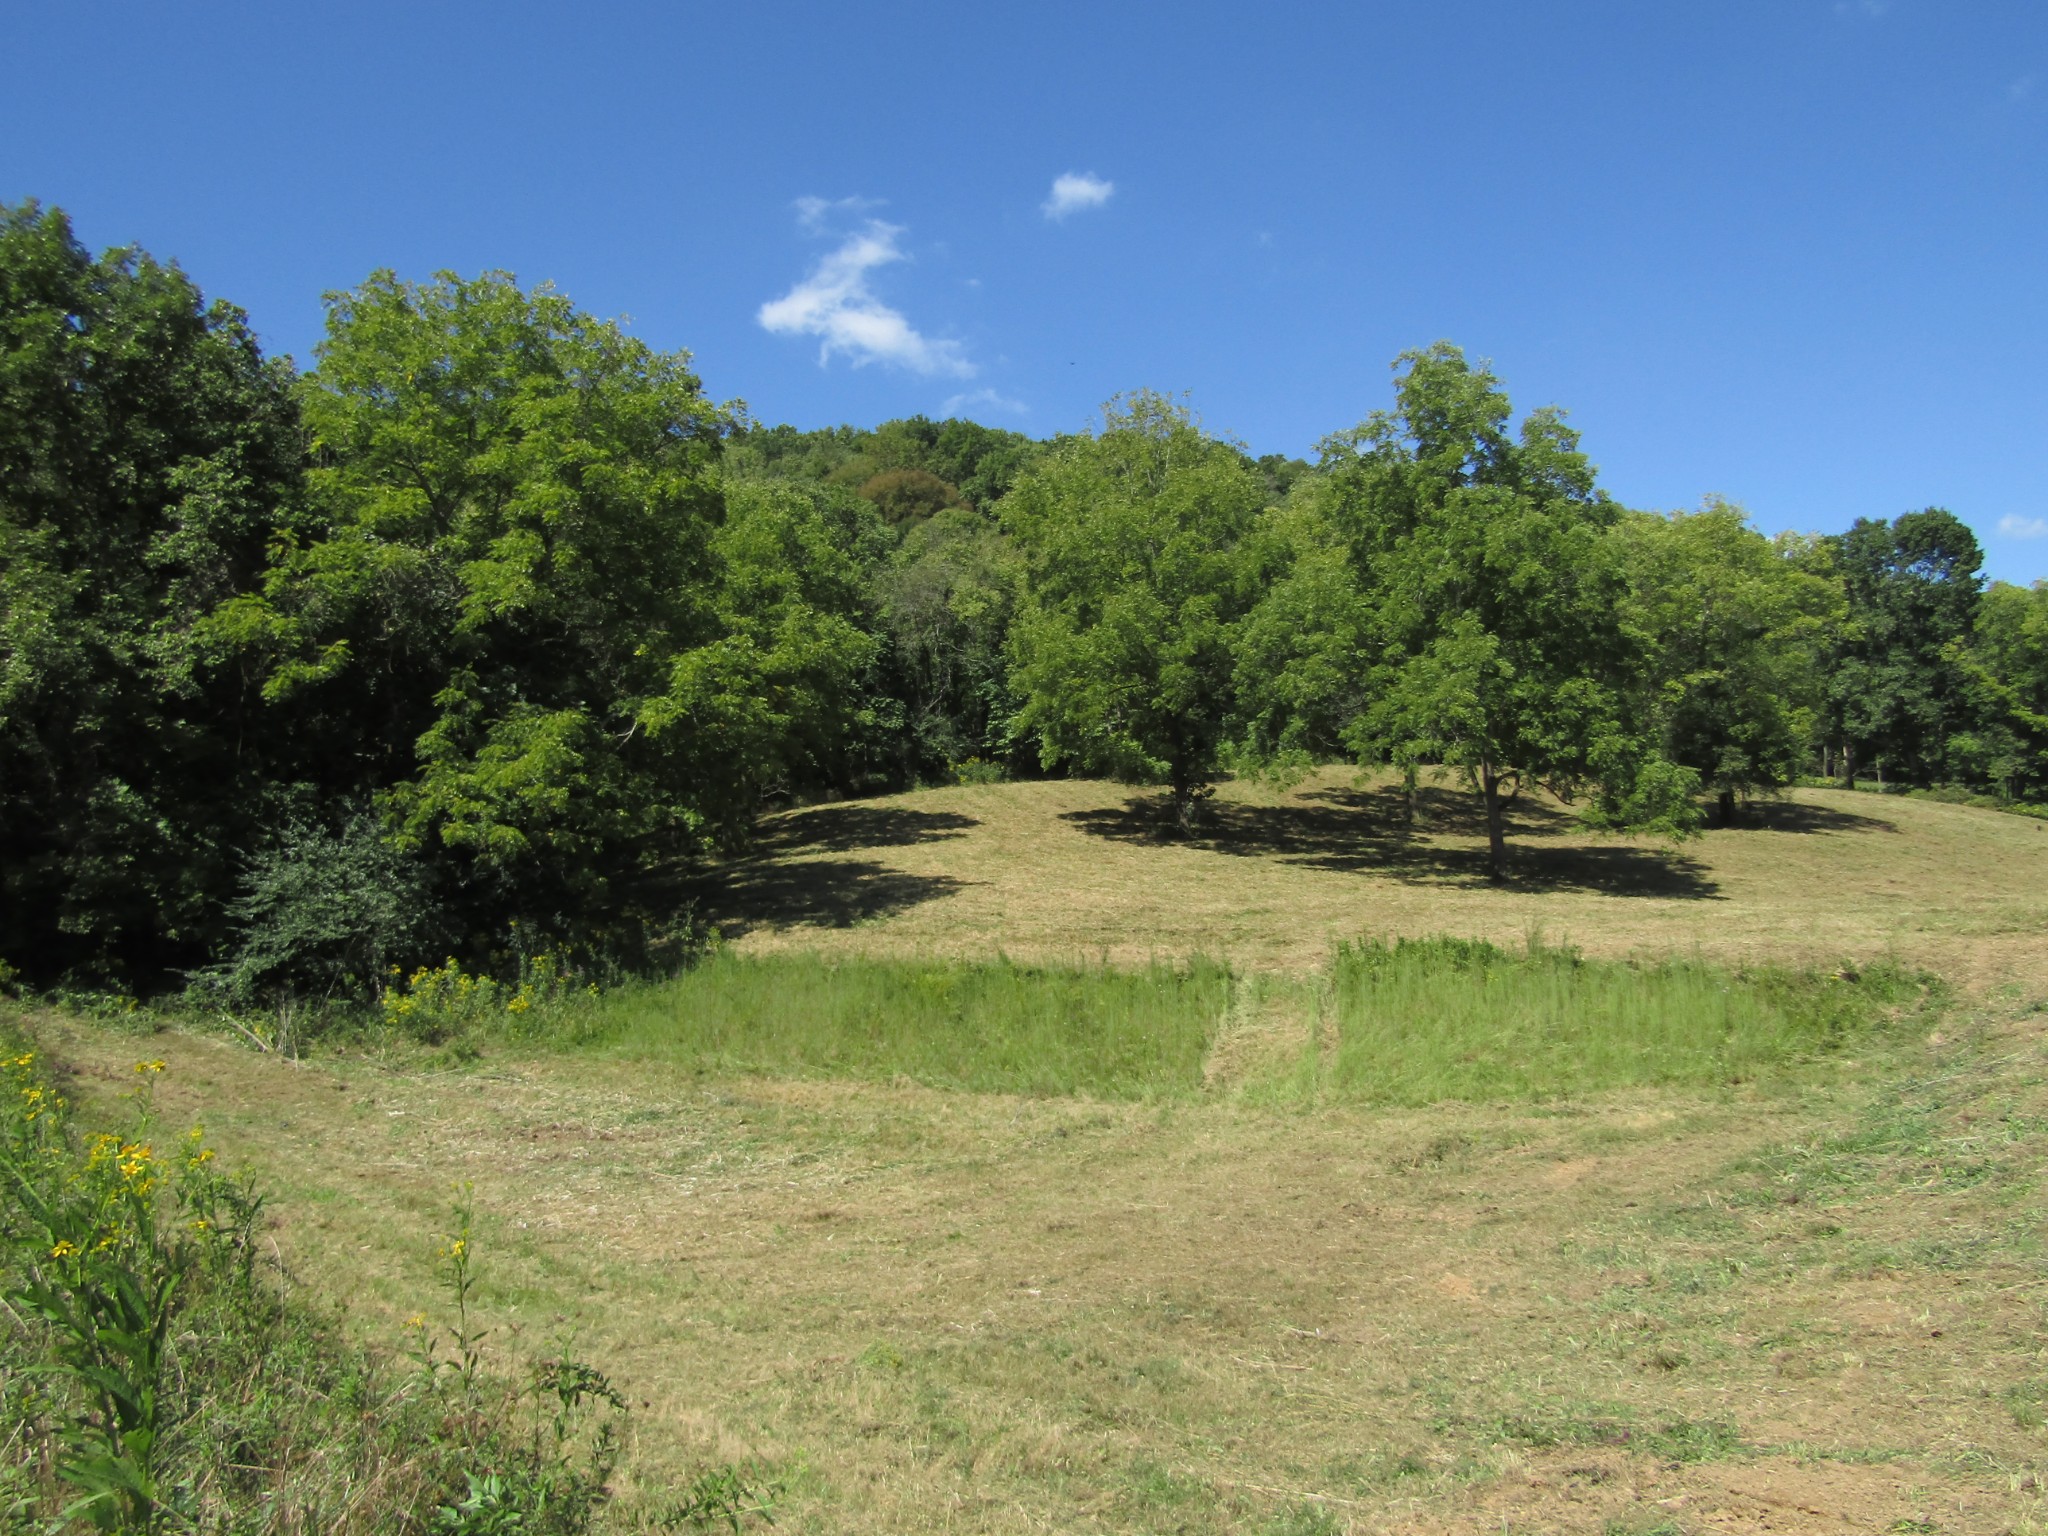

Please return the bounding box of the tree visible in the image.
[1296,344,1698,875]
[1003,393,1266,831]
[1616,500,1844,823]
[1956,580,2048,800]
[1825,509,1983,785]
[855,466,964,527]
[878,506,1023,774]
[217,269,875,955]
[0,201,304,982]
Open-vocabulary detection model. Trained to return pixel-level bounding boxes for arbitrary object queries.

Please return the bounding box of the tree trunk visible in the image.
[1840,744,1855,790]
[1403,763,1419,830]
[1481,762,1507,880]
[1170,764,1204,837]
[1717,786,1736,826]
[1874,758,1884,790]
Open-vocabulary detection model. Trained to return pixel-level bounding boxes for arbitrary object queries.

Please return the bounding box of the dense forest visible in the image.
[4,200,2044,995]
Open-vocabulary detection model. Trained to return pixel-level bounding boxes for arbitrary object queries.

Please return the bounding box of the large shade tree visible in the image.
[1824,508,1983,786]
[1245,344,1699,875]
[1003,393,1267,831]
[215,270,876,951]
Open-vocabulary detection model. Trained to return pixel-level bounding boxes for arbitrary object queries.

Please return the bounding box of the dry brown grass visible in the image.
[696,771,2048,992]
[30,775,2048,1533]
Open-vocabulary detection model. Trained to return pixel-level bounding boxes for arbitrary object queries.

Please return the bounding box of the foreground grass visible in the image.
[565,952,1231,1099]
[40,984,2048,1536]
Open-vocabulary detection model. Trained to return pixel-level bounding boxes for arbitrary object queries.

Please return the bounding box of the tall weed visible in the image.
[578,951,1230,1098]
[1311,936,1931,1104]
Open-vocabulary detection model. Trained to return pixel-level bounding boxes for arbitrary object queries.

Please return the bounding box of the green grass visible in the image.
[1312,936,1929,1104]
[568,950,1232,1098]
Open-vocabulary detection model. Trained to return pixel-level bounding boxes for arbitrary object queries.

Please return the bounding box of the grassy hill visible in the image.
[696,769,2048,986]
[27,774,2048,1534]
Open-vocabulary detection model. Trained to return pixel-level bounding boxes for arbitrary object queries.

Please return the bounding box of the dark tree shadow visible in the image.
[1726,799,1899,835]
[685,859,973,938]
[752,805,982,856]
[1062,786,1721,900]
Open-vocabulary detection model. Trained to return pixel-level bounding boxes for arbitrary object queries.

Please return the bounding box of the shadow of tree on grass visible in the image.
[753,805,982,856]
[1728,798,1899,835]
[685,859,973,938]
[1063,785,1721,900]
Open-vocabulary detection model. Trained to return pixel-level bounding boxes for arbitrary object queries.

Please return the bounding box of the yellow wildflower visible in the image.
[133,1059,166,1075]
[48,1240,79,1260]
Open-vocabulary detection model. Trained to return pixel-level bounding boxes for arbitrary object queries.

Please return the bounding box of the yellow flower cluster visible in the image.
[381,953,579,1029]
[6,1051,65,1129]
[85,1130,161,1195]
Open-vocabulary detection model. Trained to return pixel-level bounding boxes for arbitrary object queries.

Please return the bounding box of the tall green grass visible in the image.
[575,951,1231,1098]
[1312,936,1929,1104]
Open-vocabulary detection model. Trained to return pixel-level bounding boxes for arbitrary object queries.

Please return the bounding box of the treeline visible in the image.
[3,201,2044,993]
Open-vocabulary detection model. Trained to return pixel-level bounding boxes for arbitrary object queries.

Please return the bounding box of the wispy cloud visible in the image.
[794,194,883,232]
[1999,514,2048,539]
[1043,172,1114,221]
[942,387,1028,418]
[758,211,973,378]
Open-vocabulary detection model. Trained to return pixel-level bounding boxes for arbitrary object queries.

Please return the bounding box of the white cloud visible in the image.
[942,387,1028,418]
[1043,172,1114,221]
[758,217,973,378]
[1999,514,2048,539]
[793,194,883,233]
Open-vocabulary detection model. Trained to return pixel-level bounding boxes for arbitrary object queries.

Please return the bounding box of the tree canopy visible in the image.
[1002,393,1266,829]
[0,202,304,981]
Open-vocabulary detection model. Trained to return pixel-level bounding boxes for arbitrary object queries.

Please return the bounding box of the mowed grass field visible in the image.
[697,770,2048,986]
[34,773,2048,1534]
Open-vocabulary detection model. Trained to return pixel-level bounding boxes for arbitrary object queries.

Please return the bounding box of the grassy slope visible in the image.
[696,770,2048,986]
[35,774,2048,1534]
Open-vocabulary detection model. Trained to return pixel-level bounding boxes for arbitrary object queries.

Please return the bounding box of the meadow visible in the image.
[18,774,2048,1533]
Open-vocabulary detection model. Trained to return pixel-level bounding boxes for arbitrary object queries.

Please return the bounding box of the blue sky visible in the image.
[4,0,2044,582]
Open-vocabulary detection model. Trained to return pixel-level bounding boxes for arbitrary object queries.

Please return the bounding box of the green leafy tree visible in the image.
[1616,500,1844,823]
[217,270,874,955]
[878,506,1024,773]
[1956,579,2048,800]
[1003,394,1266,830]
[1824,509,1983,786]
[1280,344,1699,875]
[855,466,964,527]
[0,201,304,982]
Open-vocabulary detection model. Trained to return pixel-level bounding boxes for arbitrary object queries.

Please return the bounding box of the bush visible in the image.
[210,815,440,1006]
